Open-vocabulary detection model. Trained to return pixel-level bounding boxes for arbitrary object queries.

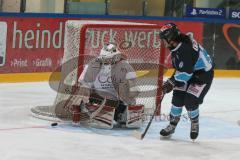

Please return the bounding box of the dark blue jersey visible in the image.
[170,37,213,86]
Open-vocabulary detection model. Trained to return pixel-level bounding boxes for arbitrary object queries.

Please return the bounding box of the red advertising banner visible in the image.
[0,16,203,74]
[0,17,65,73]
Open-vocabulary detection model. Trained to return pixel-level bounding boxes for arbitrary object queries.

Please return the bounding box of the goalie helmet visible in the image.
[97,43,122,64]
[159,23,180,43]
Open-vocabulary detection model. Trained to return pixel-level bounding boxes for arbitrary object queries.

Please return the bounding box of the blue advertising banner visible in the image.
[229,9,240,20]
[186,6,225,19]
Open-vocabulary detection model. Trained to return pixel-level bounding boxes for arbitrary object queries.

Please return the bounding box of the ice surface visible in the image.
[0,78,239,160]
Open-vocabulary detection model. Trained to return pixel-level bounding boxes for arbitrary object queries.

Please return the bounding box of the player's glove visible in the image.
[162,79,175,94]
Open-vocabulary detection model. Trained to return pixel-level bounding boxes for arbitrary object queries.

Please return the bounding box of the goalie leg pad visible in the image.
[89,105,115,129]
[126,105,144,128]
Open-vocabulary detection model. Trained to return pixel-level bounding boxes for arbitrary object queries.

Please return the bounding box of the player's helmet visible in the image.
[98,43,122,64]
[159,23,180,43]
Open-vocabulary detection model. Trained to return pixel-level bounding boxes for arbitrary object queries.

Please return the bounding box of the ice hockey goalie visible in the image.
[63,43,144,129]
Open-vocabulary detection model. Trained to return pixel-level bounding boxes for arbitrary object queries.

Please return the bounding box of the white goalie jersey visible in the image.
[73,44,143,129]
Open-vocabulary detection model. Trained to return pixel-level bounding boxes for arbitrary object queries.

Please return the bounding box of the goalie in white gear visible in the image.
[69,43,144,129]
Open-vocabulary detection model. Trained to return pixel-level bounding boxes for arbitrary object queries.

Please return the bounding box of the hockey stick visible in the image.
[133,94,165,140]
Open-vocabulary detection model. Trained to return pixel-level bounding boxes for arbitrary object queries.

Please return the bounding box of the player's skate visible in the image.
[190,119,199,141]
[160,115,180,137]
[160,124,176,137]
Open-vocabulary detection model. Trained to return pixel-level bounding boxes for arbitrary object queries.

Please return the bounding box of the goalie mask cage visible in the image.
[31,20,166,122]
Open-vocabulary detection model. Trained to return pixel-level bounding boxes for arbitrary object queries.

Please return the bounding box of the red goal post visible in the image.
[31,21,166,121]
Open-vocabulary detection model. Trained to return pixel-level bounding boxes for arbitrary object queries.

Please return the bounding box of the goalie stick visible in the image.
[133,94,165,140]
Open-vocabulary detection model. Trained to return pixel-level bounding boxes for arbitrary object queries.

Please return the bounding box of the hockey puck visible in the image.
[51,123,58,127]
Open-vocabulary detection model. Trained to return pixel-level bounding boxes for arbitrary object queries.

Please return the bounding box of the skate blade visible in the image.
[160,135,172,140]
[132,130,143,140]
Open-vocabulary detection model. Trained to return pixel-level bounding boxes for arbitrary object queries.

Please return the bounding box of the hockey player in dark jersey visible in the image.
[159,23,214,140]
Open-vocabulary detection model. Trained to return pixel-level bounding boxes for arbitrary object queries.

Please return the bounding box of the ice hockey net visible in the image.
[31,20,166,122]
